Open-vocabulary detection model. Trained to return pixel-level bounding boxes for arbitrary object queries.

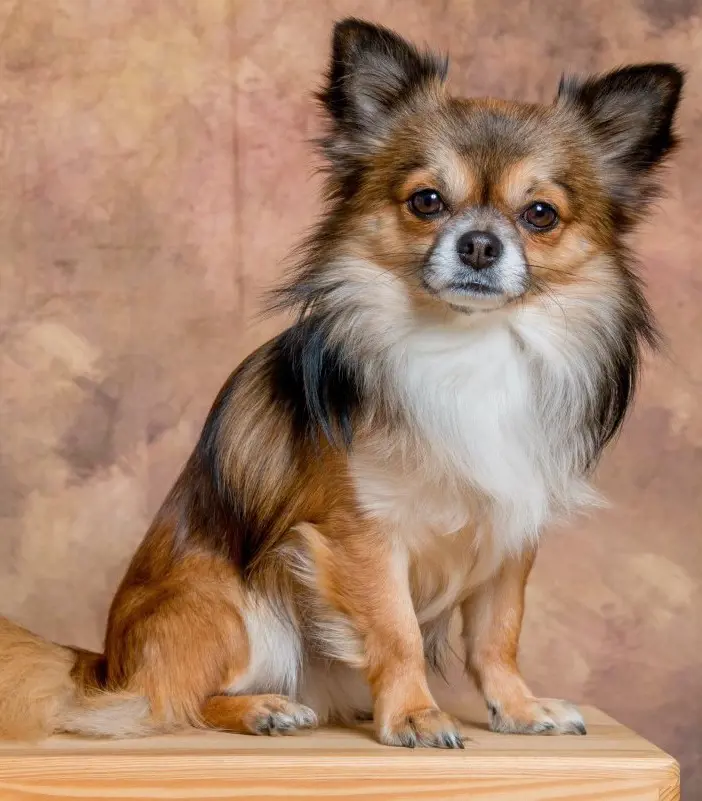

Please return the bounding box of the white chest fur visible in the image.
[351,309,597,609]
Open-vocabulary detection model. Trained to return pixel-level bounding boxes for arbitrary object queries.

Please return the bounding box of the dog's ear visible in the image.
[318,18,447,158]
[557,64,684,221]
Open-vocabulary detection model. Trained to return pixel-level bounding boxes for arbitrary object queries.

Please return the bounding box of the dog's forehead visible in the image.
[413,99,569,198]
[443,99,555,166]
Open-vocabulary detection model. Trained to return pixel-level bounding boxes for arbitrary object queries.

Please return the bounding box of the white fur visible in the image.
[225,596,302,697]
[427,214,528,307]
[334,257,609,588]
[300,660,373,724]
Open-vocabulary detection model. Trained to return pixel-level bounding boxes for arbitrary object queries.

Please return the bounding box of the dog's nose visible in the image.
[456,230,503,270]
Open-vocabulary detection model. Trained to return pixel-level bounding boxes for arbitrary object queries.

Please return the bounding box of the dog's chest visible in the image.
[350,320,594,618]
[351,459,500,619]
[355,323,552,536]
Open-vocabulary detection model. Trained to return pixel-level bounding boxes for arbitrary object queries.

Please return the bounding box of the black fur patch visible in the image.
[269,319,363,449]
[187,444,255,569]
[587,262,659,466]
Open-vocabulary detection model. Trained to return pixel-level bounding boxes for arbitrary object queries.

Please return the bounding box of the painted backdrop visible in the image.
[1,0,700,792]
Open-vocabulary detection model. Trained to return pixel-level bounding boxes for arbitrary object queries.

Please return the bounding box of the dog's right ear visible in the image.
[318,18,447,158]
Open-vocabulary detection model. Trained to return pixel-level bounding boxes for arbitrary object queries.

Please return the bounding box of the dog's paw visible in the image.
[379,707,465,749]
[247,697,319,736]
[488,697,586,736]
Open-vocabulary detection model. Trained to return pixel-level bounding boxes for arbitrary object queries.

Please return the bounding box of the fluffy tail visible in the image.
[0,616,156,740]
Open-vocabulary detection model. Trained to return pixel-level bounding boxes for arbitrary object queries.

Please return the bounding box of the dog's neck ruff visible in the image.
[310,258,634,551]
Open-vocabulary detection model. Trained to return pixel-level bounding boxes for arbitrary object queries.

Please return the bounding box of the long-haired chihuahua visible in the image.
[0,19,683,748]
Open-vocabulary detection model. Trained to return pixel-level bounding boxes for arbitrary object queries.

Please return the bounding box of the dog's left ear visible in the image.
[558,64,684,219]
[319,18,447,158]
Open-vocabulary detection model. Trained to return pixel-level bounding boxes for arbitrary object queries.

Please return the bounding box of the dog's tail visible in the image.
[0,616,156,740]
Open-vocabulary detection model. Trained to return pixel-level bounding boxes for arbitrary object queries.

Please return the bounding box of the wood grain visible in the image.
[0,708,678,800]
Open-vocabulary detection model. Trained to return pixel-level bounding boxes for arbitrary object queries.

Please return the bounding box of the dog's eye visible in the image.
[409,189,445,217]
[522,202,558,230]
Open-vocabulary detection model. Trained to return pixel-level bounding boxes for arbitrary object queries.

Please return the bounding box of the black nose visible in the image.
[456,230,503,270]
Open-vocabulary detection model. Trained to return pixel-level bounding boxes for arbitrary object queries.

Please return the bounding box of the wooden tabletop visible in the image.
[0,707,678,800]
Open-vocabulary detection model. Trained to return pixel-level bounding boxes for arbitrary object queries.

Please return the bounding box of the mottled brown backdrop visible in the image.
[1,0,700,793]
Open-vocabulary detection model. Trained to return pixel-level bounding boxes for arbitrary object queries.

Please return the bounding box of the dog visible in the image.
[0,19,683,749]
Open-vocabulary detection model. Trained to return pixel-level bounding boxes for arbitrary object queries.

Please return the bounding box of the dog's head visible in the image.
[311,18,683,315]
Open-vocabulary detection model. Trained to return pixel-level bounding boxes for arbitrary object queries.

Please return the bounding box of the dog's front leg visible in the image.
[300,522,463,748]
[461,547,586,735]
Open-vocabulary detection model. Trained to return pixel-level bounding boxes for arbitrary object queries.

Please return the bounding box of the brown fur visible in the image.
[0,617,149,740]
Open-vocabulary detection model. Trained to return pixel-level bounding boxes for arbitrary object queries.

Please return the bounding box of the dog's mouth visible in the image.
[442,280,503,296]
[423,277,520,312]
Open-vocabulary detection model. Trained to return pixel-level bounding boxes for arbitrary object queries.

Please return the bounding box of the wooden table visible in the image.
[0,708,678,800]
